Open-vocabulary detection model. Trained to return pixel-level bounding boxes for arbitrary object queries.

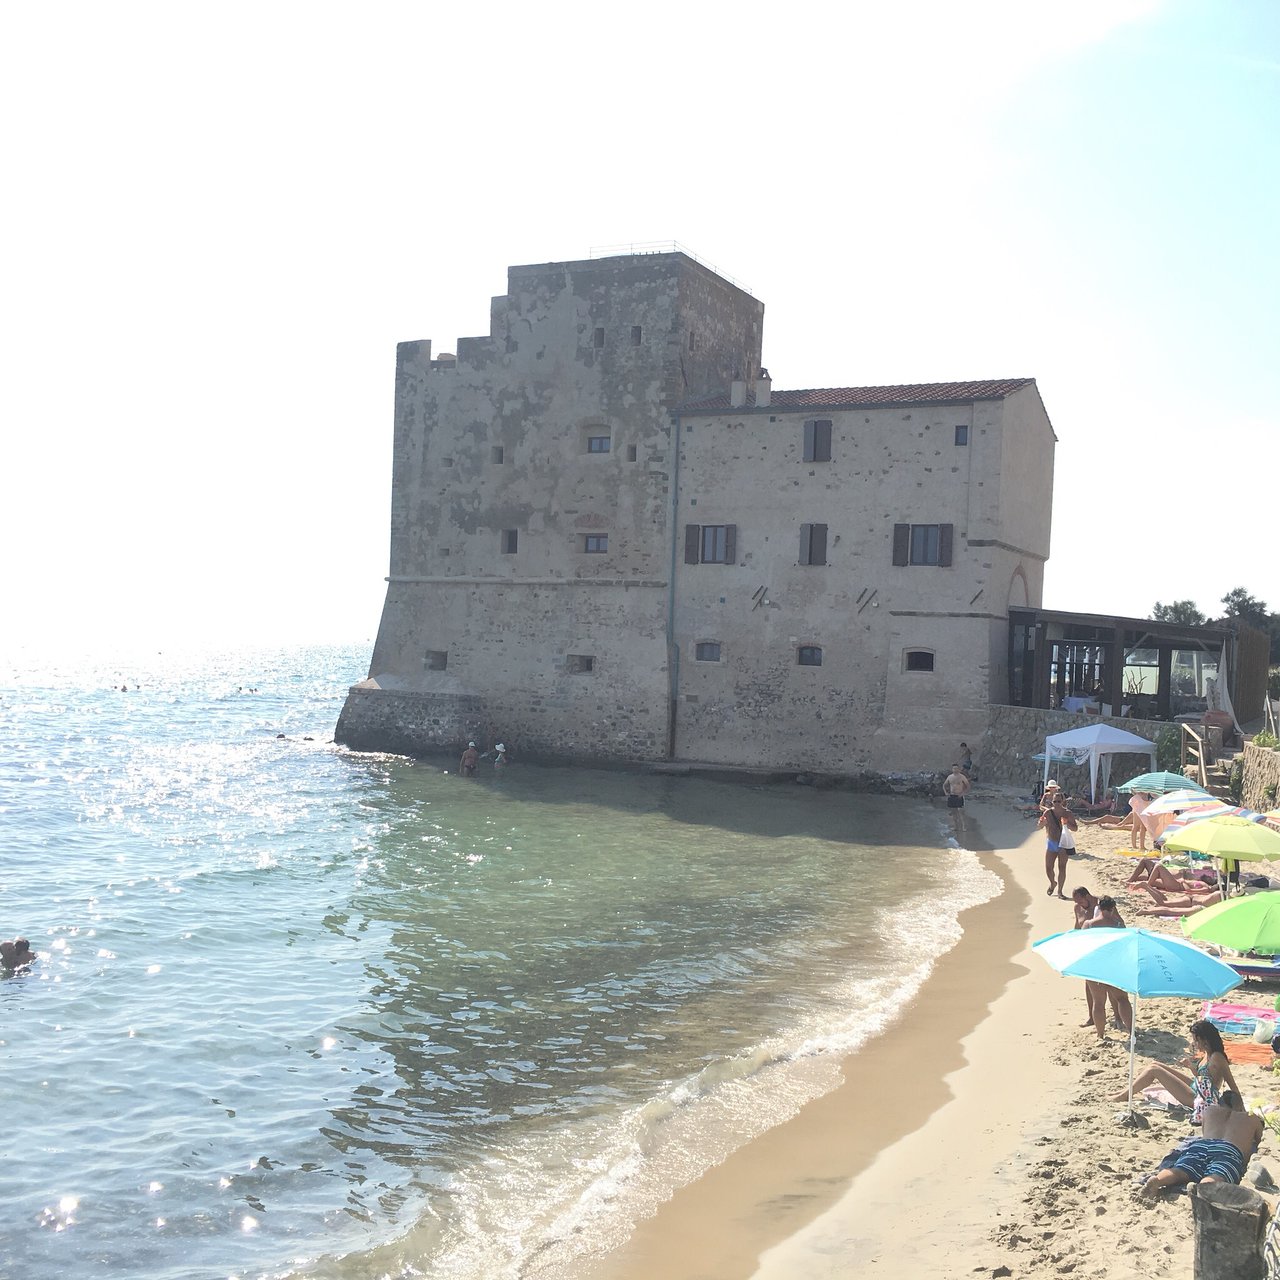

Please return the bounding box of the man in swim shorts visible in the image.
[1141,1091,1263,1196]
[943,764,971,832]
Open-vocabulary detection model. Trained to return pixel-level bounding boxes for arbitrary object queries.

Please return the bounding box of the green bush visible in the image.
[1230,758,1245,804]
[1254,730,1280,750]
[1154,724,1181,772]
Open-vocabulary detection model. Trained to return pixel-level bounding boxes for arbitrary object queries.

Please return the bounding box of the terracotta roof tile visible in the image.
[678,378,1035,414]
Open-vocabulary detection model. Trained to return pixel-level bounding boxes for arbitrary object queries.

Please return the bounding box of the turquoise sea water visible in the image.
[0,644,999,1279]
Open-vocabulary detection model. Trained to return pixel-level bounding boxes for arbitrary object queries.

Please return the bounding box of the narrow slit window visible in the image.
[593,327,605,348]
[626,444,637,462]
[954,425,969,446]
[631,326,642,345]
[491,445,505,464]
[501,529,518,554]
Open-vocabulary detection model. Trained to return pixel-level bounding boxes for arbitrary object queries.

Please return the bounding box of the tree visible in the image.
[1152,599,1207,625]
[1220,587,1271,631]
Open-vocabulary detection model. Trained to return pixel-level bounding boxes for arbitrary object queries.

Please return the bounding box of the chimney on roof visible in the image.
[729,379,747,408]
[756,368,771,408]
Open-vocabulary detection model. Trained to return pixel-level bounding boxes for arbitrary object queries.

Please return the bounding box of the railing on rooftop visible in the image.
[587,242,752,294]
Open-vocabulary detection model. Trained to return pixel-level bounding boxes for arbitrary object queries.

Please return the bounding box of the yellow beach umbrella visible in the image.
[1163,815,1280,861]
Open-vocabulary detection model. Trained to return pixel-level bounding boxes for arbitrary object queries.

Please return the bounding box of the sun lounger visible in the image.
[1228,959,1280,982]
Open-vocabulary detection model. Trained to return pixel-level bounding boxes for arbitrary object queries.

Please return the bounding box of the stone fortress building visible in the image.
[335,250,1057,773]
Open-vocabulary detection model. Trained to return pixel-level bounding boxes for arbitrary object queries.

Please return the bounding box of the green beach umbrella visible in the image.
[1116,772,1208,796]
[1180,892,1280,954]
[1162,815,1280,861]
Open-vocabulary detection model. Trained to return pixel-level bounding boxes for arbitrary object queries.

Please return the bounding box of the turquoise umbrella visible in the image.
[1032,927,1242,1111]
[1116,772,1209,796]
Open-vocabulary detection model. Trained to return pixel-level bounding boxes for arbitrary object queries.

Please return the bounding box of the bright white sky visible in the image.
[3,0,1276,651]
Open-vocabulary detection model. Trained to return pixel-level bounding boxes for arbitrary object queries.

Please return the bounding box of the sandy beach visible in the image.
[586,789,1280,1280]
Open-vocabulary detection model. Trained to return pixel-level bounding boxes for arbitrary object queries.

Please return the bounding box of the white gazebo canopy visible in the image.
[1042,723,1158,801]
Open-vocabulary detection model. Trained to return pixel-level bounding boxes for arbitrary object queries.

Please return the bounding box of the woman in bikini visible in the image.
[1109,1020,1239,1120]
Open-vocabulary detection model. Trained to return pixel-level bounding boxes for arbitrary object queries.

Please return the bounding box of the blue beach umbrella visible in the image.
[1032,927,1242,1111]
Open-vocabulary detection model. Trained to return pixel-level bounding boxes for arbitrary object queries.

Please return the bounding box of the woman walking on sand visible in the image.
[1039,787,1078,898]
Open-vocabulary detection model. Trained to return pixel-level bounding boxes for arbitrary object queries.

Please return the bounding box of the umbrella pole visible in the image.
[1127,995,1138,1113]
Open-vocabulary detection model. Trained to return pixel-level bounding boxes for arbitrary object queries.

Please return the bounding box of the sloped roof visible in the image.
[679,377,1035,414]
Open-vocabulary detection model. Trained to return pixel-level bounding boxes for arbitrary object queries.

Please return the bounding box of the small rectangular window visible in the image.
[501,529,518,554]
[799,522,828,566]
[803,419,833,463]
[701,525,727,563]
[905,650,935,672]
[911,524,940,566]
[797,646,823,667]
[583,534,608,554]
[689,330,696,351]
[424,650,448,671]
[626,444,637,462]
[566,654,595,674]
[631,326,642,346]
[587,435,611,453]
[491,445,505,464]
[954,425,969,446]
[695,642,721,662]
[593,327,605,348]
[442,456,454,468]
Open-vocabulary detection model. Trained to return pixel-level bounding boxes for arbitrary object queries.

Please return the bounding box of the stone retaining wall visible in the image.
[976,704,1175,796]
[1241,741,1280,812]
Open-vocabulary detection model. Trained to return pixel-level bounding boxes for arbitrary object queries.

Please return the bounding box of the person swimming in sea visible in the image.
[1,937,37,972]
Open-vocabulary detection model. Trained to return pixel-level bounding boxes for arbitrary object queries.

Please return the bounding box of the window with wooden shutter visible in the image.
[803,419,832,463]
[687,524,736,564]
[892,524,910,566]
[938,523,954,567]
[799,523,827,566]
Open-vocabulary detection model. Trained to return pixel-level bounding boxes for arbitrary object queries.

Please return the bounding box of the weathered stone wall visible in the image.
[335,685,664,763]
[1242,741,1280,811]
[977,704,1173,795]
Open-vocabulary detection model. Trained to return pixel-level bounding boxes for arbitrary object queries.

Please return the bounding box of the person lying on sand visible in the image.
[1141,1091,1263,1196]
[1133,885,1225,913]
[1125,860,1217,893]
[1131,865,1218,896]
[1111,1020,1238,1121]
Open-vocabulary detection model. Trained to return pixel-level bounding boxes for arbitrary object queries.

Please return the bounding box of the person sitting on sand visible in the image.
[1111,1020,1239,1122]
[1083,898,1133,1037]
[1141,1091,1263,1196]
[0,937,36,971]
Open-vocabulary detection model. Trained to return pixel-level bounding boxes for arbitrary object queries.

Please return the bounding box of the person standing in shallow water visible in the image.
[459,742,479,776]
[942,763,970,832]
[493,743,508,769]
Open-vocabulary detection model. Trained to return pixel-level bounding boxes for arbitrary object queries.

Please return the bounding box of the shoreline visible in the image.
[580,790,1280,1279]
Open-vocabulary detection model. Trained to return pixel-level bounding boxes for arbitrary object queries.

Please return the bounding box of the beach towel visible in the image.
[1224,1040,1277,1066]
[1201,1000,1277,1036]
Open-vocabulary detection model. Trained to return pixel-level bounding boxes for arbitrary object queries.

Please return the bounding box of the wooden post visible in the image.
[1191,1181,1270,1280]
